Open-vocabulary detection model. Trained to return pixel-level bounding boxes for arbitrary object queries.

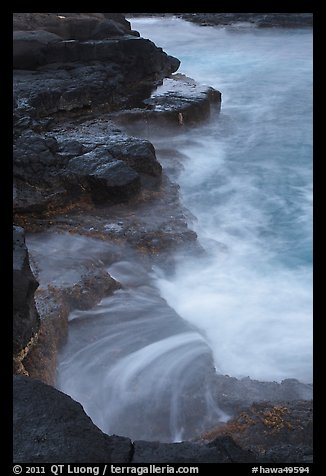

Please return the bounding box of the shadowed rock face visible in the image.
[13,376,133,463]
[13,226,40,354]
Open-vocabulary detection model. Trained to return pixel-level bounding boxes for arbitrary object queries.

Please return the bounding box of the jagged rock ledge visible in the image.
[13,13,221,219]
[112,74,221,130]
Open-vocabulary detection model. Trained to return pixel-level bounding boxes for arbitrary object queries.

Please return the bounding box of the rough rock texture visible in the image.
[13,226,40,355]
[13,129,163,214]
[66,154,141,205]
[13,13,221,219]
[13,376,132,463]
[13,35,180,112]
[201,401,313,463]
[13,13,187,217]
[132,437,257,463]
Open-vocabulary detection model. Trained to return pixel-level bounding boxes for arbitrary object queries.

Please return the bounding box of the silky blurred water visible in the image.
[57,17,313,442]
[130,17,313,383]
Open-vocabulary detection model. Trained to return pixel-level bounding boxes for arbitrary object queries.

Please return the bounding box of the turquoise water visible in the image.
[131,18,313,383]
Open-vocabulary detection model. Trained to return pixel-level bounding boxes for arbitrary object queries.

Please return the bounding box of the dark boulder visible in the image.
[66,149,141,204]
[114,74,221,131]
[13,375,132,463]
[13,226,40,354]
[55,129,162,178]
[13,131,146,212]
[103,134,162,177]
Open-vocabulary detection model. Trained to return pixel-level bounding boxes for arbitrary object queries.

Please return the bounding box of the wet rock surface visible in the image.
[113,74,221,130]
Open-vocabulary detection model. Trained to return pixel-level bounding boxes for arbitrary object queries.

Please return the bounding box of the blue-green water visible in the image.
[131,17,313,383]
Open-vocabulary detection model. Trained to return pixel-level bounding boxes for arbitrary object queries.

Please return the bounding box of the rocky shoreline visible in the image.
[13,13,312,463]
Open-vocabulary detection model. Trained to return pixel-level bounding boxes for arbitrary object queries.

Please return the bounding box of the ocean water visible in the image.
[130,17,313,383]
[57,17,313,441]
